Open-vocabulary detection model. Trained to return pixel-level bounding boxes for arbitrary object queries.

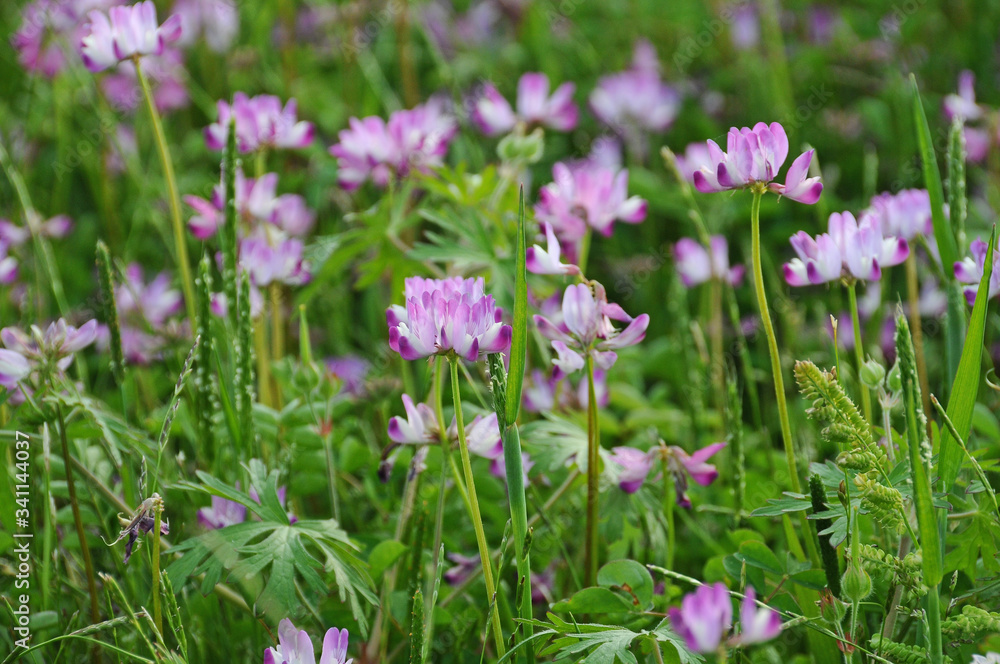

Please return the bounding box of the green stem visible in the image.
[661,455,676,570]
[750,191,822,568]
[152,497,163,640]
[134,57,197,326]
[584,352,600,587]
[450,357,506,655]
[846,281,874,426]
[57,407,101,634]
[925,584,943,664]
[904,254,932,425]
[502,423,534,664]
[578,227,593,277]
[425,358,451,648]
[749,191,799,494]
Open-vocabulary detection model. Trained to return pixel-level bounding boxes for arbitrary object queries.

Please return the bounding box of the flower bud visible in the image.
[860,359,885,389]
[887,360,902,392]
[840,562,872,602]
[819,589,848,623]
[498,127,545,164]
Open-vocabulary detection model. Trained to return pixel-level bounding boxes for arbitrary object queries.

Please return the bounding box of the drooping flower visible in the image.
[204,92,314,153]
[470,73,577,136]
[0,319,98,402]
[609,441,725,507]
[535,162,647,247]
[692,122,823,204]
[669,583,733,653]
[674,236,745,287]
[588,40,680,154]
[784,211,908,286]
[733,586,782,645]
[386,276,511,362]
[264,618,353,664]
[526,223,580,276]
[79,0,182,73]
[330,99,457,190]
[172,0,238,52]
[954,236,1000,304]
[534,282,648,373]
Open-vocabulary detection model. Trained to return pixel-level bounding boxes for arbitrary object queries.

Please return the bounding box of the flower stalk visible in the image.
[134,56,197,326]
[450,357,505,655]
[584,352,601,587]
[846,281,874,426]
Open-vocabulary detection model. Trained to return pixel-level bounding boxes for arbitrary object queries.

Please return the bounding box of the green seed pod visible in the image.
[860,358,885,389]
[841,561,873,602]
[887,360,902,393]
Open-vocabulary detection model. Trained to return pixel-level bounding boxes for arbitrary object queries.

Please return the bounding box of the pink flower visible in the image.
[471,73,577,135]
[13,1,79,77]
[263,618,353,664]
[102,47,189,113]
[526,223,580,276]
[0,319,98,402]
[784,211,908,285]
[674,142,714,183]
[197,494,246,529]
[116,263,183,327]
[172,0,238,52]
[184,169,313,239]
[79,0,182,72]
[954,236,1000,305]
[238,236,311,287]
[0,215,74,246]
[943,70,983,123]
[589,40,680,152]
[669,583,733,653]
[535,162,647,245]
[386,276,511,362]
[534,282,649,373]
[734,586,782,645]
[443,553,480,585]
[674,236,745,287]
[325,355,369,397]
[609,441,725,506]
[204,92,314,153]
[692,122,823,204]
[0,241,17,285]
[387,394,438,446]
[860,189,932,242]
[330,99,457,190]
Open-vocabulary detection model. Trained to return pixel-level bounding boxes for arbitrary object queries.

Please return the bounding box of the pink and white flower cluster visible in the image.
[609,441,725,507]
[470,72,578,136]
[204,92,314,153]
[693,122,823,204]
[0,319,98,403]
[386,276,512,362]
[784,211,909,286]
[954,236,1000,305]
[669,583,781,653]
[79,0,181,72]
[330,100,458,190]
[534,282,649,374]
[264,618,352,664]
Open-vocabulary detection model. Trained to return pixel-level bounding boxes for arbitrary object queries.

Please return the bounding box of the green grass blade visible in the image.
[896,310,943,586]
[939,226,996,491]
[911,74,957,275]
[505,186,528,426]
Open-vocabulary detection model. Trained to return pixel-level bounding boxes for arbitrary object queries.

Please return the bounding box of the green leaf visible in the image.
[549,626,640,664]
[368,540,408,581]
[650,621,704,664]
[939,227,997,491]
[735,540,784,575]
[506,186,528,425]
[911,74,958,275]
[550,587,635,614]
[597,560,655,609]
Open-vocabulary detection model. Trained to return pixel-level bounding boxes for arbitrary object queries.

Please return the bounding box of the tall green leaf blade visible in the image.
[896,311,943,585]
[911,74,957,275]
[506,187,528,426]
[939,227,997,491]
